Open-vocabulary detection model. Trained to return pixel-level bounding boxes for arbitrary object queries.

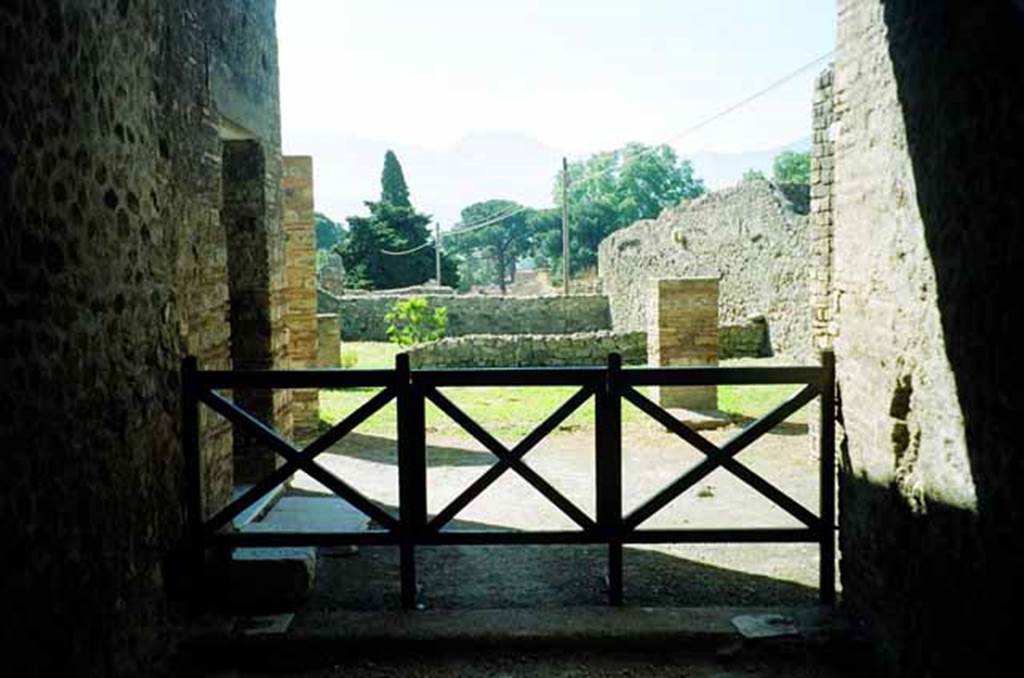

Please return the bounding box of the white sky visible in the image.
[276,1,836,221]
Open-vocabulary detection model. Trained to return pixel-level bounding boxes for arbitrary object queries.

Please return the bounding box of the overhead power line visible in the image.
[380,240,434,256]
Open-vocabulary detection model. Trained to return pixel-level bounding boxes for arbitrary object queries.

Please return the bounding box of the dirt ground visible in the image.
[288,417,830,618]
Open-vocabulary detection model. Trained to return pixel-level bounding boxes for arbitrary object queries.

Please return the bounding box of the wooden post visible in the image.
[819,349,836,606]
[434,222,442,286]
[596,352,624,605]
[396,352,426,609]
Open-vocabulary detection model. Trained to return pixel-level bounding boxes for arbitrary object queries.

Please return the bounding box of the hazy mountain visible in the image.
[688,137,811,189]
[290,131,809,227]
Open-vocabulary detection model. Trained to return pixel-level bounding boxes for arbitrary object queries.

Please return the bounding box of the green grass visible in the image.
[319,343,809,438]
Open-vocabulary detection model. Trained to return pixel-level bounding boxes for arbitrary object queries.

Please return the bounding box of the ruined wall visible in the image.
[831,1,1024,674]
[282,156,317,439]
[406,331,647,368]
[0,1,281,674]
[318,291,612,341]
[598,178,811,360]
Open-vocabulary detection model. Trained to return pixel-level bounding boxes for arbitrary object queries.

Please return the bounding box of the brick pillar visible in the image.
[647,277,719,410]
[222,140,289,481]
[283,156,318,440]
[317,313,340,367]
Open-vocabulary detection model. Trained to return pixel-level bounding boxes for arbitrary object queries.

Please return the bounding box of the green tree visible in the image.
[384,297,448,346]
[541,142,704,276]
[315,211,345,252]
[742,168,767,183]
[447,200,532,294]
[771,150,810,184]
[380,149,411,207]
[337,151,459,289]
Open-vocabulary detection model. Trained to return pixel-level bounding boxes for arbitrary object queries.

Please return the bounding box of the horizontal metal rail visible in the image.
[182,351,836,610]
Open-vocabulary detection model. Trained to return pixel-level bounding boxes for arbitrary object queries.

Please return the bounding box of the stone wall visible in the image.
[598,177,811,360]
[283,156,317,439]
[403,319,766,369]
[0,1,283,674]
[406,331,647,368]
[318,291,612,341]
[830,1,1024,674]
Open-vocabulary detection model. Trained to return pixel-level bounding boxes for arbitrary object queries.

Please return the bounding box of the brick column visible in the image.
[647,277,719,410]
[283,156,318,439]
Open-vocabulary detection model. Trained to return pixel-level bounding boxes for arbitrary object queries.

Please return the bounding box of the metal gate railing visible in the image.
[183,351,835,608]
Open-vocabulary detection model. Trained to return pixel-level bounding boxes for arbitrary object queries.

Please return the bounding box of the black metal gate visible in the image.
[183,351,835,608]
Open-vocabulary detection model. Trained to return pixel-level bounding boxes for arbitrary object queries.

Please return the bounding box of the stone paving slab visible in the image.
[241,495,371,533]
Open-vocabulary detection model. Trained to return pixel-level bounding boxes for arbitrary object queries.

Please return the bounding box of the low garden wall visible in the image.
[317,289,612,341]
[405,318,767,369]
[406,331,647,368]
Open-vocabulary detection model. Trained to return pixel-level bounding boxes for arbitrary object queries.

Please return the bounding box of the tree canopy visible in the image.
[315,211,345,252]
[380,150,411,208]
[337,151,458,290]
[539,142,705,278]
[772,150,810,185]
[446,200,531,294]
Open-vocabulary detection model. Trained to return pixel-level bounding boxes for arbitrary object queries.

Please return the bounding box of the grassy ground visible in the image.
[319,343,810,438]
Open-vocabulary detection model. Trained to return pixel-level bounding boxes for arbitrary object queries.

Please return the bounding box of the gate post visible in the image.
[396,353,426,610]
[819,349,836,605]
[596,352,624,605]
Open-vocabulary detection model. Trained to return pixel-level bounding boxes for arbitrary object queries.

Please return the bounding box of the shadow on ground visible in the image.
[322,431,495,467]
[288,496,819,623]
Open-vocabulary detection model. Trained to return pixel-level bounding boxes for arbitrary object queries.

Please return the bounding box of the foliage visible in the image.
[742,168,767,183]
[540,142,705,277]
[771,150,810,185]
[315,211,346,252]
[446,199,532,294]
[315,248,330,272]
[380,150,411,208]
[337,151,459,289]
[384,297,448,347]
[339,349,359,369]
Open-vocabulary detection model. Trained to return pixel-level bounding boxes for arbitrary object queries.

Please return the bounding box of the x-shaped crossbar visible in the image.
[424,385,598,533]
[621,383,821,531]
[199,386,399,534]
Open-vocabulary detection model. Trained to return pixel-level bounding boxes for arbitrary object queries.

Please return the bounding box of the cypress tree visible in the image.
[339,151,461,289]
[380,150,411,207]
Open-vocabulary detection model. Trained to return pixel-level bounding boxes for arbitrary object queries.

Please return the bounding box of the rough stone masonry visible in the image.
[0,1,290,673]
[598,177,811,360]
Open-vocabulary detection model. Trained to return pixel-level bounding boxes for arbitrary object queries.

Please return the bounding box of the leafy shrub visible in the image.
[385,297,448,347]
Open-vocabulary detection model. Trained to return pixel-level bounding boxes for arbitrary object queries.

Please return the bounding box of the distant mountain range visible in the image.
[287,131,810,227]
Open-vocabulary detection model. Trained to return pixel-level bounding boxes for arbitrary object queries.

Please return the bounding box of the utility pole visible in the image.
[435,222,442,287]
[561,157,570,296]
